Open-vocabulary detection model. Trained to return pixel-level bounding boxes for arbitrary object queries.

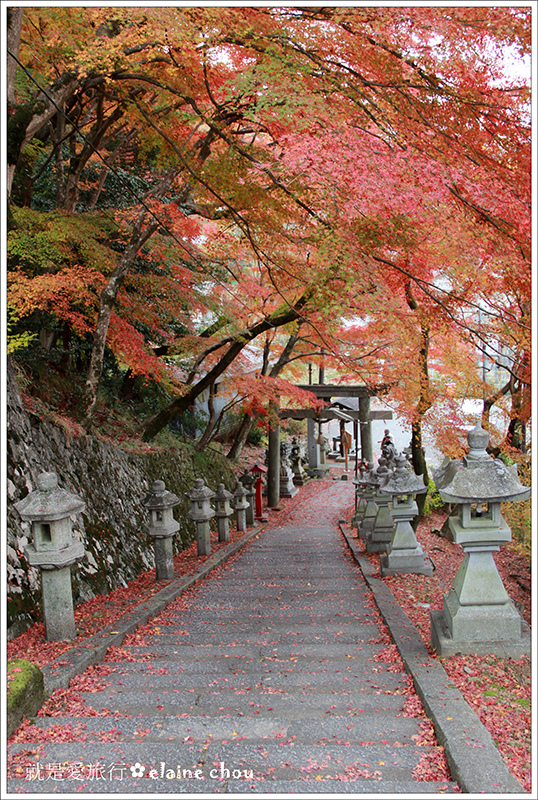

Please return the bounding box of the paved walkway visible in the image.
[7,480,522,794]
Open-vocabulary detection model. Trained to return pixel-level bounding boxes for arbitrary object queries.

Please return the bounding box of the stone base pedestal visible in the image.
[365,525,394,553]
[352,497,366,528]
[430,607,531,658]
[280,469,299,498]
[306,465,330,479]
[365,499,394,553]
[358,499,378,540]
[380,547,433,577]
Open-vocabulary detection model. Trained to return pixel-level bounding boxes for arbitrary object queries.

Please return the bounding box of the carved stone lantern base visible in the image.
[430,606,530,658]
[430,539,530,657]
[358,497,378,540]
[379,499,433,577]
[365,494,394,553]
[380,546,433,577]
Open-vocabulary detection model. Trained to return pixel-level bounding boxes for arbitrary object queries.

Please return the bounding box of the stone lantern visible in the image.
[239,470,256,526]
[233,482,250,532]
[15,471,85,641]
[214,482,234,542]
[380,455,432,577]
[142,479,180,581]
[366,457,395,554]
[185,478,215,556]
[430,422,530,657]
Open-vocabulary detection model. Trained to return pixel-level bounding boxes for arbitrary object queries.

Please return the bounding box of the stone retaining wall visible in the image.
[6,360,236,638]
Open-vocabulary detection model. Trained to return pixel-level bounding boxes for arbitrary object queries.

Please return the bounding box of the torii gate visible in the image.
[262,384,392,509]
[289,384,391,468]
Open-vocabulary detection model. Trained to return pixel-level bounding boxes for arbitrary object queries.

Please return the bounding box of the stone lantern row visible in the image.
[14,467,268,643]
[352,423,530,658]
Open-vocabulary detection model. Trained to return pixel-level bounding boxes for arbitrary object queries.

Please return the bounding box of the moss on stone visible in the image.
[7,658,45,737]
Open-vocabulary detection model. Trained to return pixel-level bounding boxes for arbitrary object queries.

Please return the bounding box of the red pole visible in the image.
[254,475,264,518]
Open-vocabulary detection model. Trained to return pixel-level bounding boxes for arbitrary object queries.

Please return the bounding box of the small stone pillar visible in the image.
[233,482,250,532]
[239,470,256,526]
[142,479,180,581]
[213,483,234,542]
[15,472,85,641]
[431,422,530,657]
[250,462,268,521]
[185,478,215,556]
[380,455,432,577]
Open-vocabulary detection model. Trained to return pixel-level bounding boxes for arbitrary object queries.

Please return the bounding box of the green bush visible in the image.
[248,423,264,446]
[423,476,445,516]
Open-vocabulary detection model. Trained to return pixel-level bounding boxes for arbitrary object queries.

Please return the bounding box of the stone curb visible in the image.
[339,524,525,795]
[40,526,265,695]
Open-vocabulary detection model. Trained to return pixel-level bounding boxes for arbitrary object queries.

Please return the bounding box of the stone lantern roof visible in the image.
[435,422,530,504]
[383,455,427,496]
[185,478,215,504]
[15,472,85,521]
[142,479,180,511]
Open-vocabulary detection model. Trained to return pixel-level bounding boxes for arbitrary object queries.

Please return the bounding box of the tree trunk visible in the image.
[7,71,80,199]
[505,381,526,452]
[7,8,23,107]
[140,305,307,441]
[411,323,432,520]
[195,383,217,452]
[404,282,432,520]
[80,212,157,428]
[482,379,511,429]
[227,414,254,461]
[226,327,301,461]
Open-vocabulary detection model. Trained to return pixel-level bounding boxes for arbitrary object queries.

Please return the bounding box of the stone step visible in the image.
[66,689,409,716]
[99,645,391,671]
[7,741,440,783]
[74,670,408,699]
[27,714,423,745]
[106,642,389,660]
[6,776,458,794]
[88,665,404,689]
[224,779,459,794]
[122,624,383,645]
[153,614,381,629]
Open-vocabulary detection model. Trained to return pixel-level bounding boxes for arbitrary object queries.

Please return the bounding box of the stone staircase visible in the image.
[8,503,459,793]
